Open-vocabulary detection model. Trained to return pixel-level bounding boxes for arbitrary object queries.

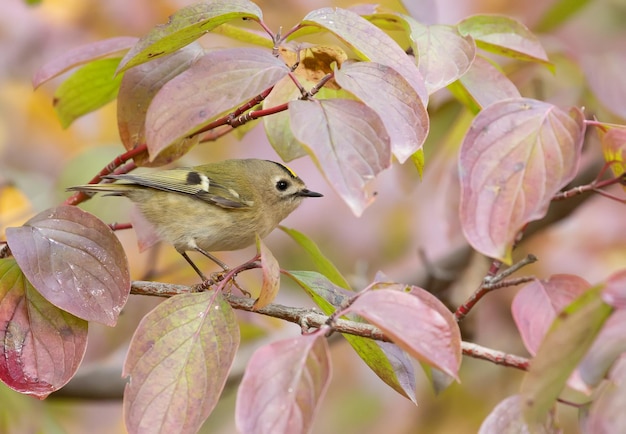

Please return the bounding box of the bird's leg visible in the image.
[193,247,233,289]
[194,246,229,271]
[193,247,252,297]
[179,251,209,281]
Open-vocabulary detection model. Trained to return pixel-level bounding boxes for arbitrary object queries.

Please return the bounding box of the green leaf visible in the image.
[521,285,613,427]
[286,271,417,403]
[408,149,424,180]
[117,0,263,73]
[280,226,350,290]
[458,15,553,70]
[53,57,123,128]
[212,23,273,48]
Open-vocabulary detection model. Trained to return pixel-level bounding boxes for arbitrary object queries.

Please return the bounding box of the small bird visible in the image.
[68,159,323,280]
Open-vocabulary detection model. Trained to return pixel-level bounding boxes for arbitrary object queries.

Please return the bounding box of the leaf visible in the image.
[123,291,239,434]
[521,285,613,427]
[459,99,585,263]
[334,61,428,163]
[235,333,331,434]
[5,205,130,326]
[479,395,556,434]
[411,149,425,178]
[346,288,462,379]
[579,309,626,388]
[406,20,476,94]
[280,227,350,290]
[300,7,428,105]
[146,47,289,162]
[457,15,552,68]
[287,271,417,402]
[212,23,273,48]
[262,75,308,162]
[264,46,351,162]
[448,55,521,112]
[32,36,138,89]
[602,269,626,309]
[53,57,124,128]
[599,127,626,182]
[0,259,88,399]
[584,355,626,433]
[511,274,590,355]
[117,0,263,73]
[253,236,280,310]
[289,98,391,216]
[117,42,205,167]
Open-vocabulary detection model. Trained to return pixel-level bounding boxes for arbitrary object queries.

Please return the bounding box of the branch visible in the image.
[454,254,537,321]
[130,280,529,369]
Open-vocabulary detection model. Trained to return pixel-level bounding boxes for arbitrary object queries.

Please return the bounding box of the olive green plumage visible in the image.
[68,159,322,279]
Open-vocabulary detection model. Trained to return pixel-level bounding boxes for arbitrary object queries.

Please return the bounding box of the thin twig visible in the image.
[455,254,537,321]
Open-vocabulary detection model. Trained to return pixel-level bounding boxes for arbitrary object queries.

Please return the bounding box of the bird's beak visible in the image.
[298,189,323,198]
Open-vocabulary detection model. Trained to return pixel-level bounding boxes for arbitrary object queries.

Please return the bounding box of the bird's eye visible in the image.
[276,179,290,191]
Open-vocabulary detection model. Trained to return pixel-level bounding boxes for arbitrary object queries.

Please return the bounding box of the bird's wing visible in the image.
[106,169,252,209]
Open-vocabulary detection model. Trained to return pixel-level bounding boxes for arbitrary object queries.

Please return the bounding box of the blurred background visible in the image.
[1,0,626,432]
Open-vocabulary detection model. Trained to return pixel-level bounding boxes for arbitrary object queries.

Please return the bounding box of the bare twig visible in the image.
[455,254,537,321]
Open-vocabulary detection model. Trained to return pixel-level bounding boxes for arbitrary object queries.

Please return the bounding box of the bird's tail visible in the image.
[66,182,138,196]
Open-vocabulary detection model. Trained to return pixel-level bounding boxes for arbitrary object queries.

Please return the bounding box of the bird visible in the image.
[68,158,323,280]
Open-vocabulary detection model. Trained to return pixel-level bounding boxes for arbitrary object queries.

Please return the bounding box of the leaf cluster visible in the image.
[2,0,626,433]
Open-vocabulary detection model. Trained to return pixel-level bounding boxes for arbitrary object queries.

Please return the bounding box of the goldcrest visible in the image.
[68,159,322,280]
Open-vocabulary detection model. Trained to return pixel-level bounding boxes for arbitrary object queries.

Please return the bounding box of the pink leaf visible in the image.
[146,47,289,161]
[334,61,428,163]
[0,259,87,399]
[236,333,331,434]
[408,21,476,94]
[512,275,590,355]
[602,269,626,309]
[459,99,585,263]
[32,36,138,89]
[6,206,130,326]
[117,42,204,167]
[346,288,461,379]
[301,7,428,105]
[479,395,554,433]
[253,236,280,310]
[454,55,521,109]
[289,98,391,216]
[584,355,626,433]
[579,309,626,388]
[124,291,239,434]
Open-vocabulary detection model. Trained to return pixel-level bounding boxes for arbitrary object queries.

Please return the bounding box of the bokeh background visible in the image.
[1,0,626,432]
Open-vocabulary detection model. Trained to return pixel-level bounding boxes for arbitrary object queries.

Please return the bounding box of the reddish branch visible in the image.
[130,280,530,370]
[454,254,537,321]
[64,145,145,206]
